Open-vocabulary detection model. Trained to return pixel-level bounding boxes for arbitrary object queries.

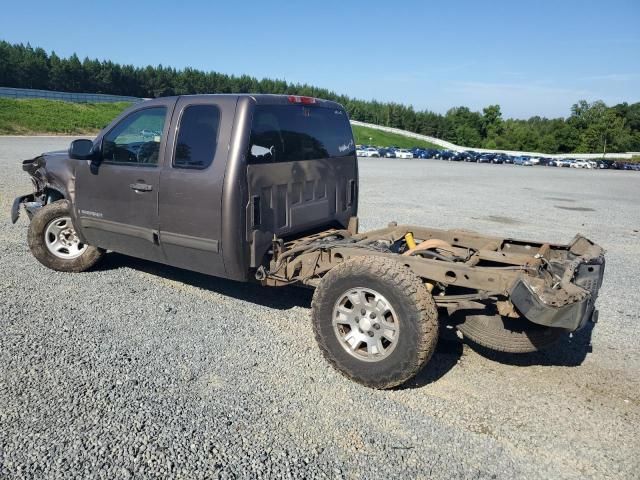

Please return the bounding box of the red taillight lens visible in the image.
[288,95,316,104]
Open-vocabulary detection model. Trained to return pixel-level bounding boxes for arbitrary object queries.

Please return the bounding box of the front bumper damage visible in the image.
[509,235,605,332]
[11,194,43,224]
[11,155,52,224]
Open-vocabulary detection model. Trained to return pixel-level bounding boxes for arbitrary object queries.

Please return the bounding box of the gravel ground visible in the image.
[1,137,639,479]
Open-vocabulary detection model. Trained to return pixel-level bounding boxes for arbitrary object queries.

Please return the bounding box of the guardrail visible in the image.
[0,87,142,104]
[350,120,635,160]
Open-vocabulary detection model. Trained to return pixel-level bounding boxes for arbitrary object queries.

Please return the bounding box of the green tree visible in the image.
[481,104,504,146]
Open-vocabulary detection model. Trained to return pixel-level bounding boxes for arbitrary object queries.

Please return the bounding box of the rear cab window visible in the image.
[247,104,355,164]
[173,105,220,169]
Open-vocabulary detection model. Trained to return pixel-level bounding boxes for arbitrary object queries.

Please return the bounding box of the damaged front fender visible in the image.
[11,194,45,224]
[11,194,34,224]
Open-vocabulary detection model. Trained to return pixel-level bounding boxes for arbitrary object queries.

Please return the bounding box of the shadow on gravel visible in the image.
[401,321,595,390]
[400,337,464,390]
[95,252,313,310]
[465,321,595,368]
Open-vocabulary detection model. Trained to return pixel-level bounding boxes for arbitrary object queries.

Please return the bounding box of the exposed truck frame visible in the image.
[12,94,605,389]
[261,224,604,332]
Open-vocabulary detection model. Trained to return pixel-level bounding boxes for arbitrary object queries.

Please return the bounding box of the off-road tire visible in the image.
[458,314,566,353]
[311,256,439,389]
[27,200,104,272]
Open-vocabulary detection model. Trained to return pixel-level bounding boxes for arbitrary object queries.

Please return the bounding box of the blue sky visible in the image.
[1,0,638,118]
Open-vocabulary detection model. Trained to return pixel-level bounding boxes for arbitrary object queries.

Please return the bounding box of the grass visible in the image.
[0,98,131,135]
[0,99,442,148]
[352,124,441,149]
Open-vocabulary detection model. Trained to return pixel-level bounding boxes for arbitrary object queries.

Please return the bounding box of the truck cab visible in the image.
[14,94,358,281]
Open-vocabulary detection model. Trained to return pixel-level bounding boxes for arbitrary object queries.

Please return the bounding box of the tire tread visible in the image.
[311,256,438,389]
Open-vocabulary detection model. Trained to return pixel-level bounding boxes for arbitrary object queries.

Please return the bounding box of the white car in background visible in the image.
[529,157,541,165]
[395,149,414,159]
[571,160,592,169]
[363,147,380,157]
[356,146,367,157]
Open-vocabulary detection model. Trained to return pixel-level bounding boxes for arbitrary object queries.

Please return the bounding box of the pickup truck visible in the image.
[12,94,605,389]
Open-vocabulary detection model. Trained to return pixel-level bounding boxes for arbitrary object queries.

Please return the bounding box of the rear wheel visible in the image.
[457,314,566,353]
[311,256,439,389]
[28,200,104,272]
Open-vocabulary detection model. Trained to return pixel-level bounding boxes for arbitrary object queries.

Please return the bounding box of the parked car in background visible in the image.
[514,156,533,166]
[364,147,380,157]
[461,151,478,162]
[622,163,640,171]
[356,145,367,156]
[422,148,439,159]
[438,150,455,160]
[395,148,414,159]
[571,160,592,169]
[384,148,396,158]
[410,147,423,158]
[450,151,467,161]
[557,158,574,167]
[477,153,496,163]
[595,159,622,169]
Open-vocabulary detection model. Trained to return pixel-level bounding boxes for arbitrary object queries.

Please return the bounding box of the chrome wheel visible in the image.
[44,216,87,259]
[332,287,399,362]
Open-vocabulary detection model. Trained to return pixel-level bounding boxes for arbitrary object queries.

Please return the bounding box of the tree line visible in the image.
[1,40,639,154]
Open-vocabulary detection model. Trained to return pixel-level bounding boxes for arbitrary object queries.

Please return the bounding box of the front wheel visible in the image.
[311,256,439,389]
[27,200,104,272]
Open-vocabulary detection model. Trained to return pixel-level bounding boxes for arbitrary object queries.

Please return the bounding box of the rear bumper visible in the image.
[509,236,605,331]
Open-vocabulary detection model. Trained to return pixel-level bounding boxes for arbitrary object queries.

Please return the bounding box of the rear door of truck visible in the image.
[157,96,237,276]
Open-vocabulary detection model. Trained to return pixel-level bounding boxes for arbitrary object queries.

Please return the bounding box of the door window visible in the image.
[173,105,221,169]
[102,107,167,165]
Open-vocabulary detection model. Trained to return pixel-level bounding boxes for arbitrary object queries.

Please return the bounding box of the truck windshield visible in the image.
[248,105,355,163]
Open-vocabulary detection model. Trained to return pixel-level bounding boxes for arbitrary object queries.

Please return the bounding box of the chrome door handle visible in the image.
[130,182,153,192]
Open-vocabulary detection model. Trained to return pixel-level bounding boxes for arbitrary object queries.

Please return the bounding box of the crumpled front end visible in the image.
[11,156,48,224]
[11,152,72,224]
[509,235,605,332]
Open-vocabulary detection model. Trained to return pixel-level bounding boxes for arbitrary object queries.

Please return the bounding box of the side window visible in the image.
[102,107,167,165]
[173,105,220,169]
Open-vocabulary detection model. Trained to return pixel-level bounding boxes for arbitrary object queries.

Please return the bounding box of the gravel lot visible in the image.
[1,137,639,479]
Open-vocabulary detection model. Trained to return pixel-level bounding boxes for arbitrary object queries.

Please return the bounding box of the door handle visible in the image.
[130,182,153,192]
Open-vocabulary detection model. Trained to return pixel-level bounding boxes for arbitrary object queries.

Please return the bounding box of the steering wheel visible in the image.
[136,141,159,164]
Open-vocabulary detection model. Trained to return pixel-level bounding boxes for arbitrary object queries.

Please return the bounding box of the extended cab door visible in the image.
[157,96,237,276]
[74,99,174,262]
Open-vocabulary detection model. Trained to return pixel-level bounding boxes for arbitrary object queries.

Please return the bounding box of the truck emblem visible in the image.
[338,140,354,153]
[79,209,103,218]
[251,145,274,158]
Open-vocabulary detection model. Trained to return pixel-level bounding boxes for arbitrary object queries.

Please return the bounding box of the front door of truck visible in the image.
[75,102,173,262]
[157,96,237,276]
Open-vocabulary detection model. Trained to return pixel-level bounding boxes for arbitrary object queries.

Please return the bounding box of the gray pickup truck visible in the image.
[12,94,605,388]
